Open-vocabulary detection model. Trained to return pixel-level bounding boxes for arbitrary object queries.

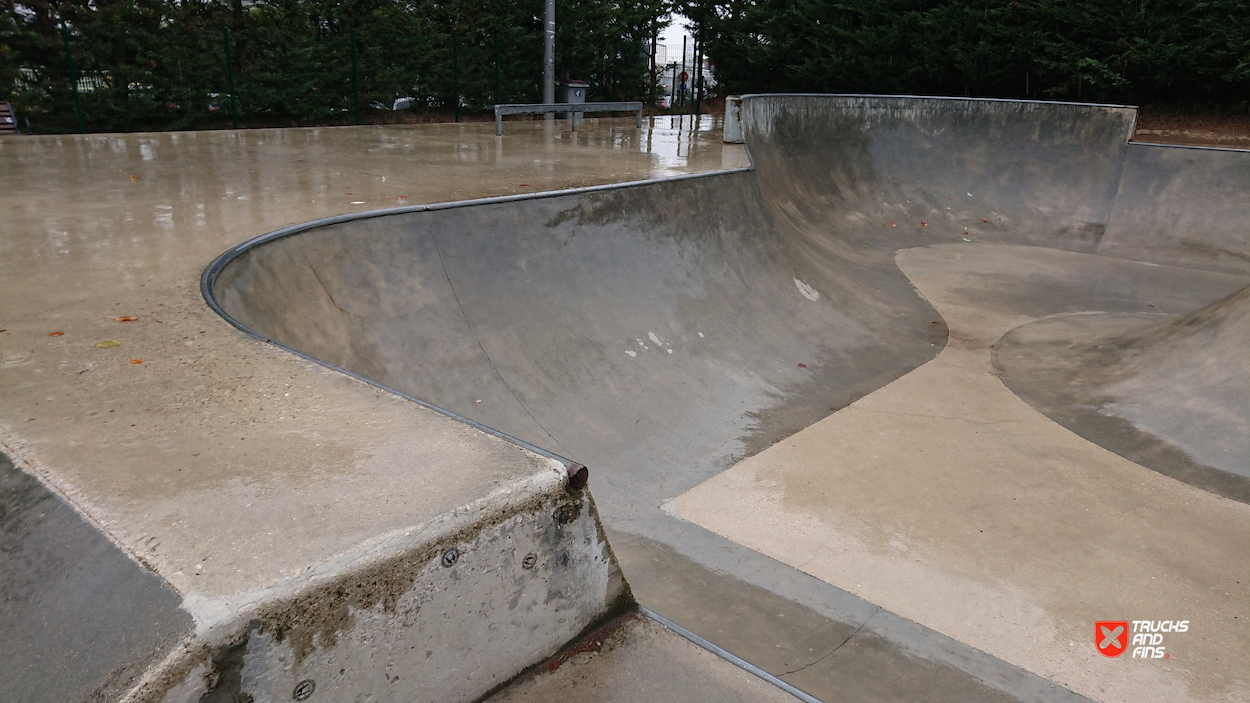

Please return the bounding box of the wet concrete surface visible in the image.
[206,136,1075,699]
[0,116,741,699]
[0,450,190,703]
[668,243,1250,703]
[612,533,1036,703]
[487,615,800,703]
[4,97,1249,703]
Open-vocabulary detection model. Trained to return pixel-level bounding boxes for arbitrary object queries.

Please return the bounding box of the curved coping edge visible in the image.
[738,93,1141,146]
[200,166,755,471]
[738,92,1138,111]
[1128,140,1250,154]
[737,94,1250,153]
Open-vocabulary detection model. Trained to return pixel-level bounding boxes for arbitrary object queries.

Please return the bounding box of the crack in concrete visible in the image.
[308,264,360,318]
[779,607,881,677]
[430,233,576,461]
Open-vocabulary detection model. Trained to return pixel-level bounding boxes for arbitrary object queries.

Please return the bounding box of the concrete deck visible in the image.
[0,117,736,701]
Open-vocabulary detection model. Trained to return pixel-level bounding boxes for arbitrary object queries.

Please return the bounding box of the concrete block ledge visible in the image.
[124,463,631,703]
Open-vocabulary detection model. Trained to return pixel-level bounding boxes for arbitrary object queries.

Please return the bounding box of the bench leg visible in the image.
[495,112,503,136]
[637,107,642,129]
[571,112,578,132]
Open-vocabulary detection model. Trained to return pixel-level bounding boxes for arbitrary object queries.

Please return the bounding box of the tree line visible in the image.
[681,0,1250,108]
[0,0,668,133]
[5,1,1247,134]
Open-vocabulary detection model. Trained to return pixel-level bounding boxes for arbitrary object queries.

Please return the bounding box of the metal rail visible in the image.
[494,101,643,135]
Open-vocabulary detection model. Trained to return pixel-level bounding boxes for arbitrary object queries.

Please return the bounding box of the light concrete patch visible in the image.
[666,244,1250,703]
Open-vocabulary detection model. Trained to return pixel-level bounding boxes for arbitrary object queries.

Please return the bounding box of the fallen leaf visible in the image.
[983,218,988,222]
[398,195,408,199]
[130,174,138,181]
[519,184,531,187]
[130,359,144,364]
[797,363,807,368]
[921,221,928,226]
[891,221,896,226]
[114,316,138,322]
[1148,304,1155,307]
[49,331,64,336]
[475,399,482,403]
[95,340,121,348]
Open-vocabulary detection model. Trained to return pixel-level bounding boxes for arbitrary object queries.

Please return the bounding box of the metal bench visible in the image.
[494,101,643,136]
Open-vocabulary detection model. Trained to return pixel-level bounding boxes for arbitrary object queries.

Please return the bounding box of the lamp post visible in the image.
[543,0,555,118]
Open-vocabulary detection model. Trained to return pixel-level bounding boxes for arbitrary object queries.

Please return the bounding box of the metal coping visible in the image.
[1128,140,1250,154]
[200,164,754,472]
[739,92,1138,110]
[639,606,823,703]
[739,93,1141,147]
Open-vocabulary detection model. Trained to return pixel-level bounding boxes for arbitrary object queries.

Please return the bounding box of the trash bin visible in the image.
[723,96,744,144]
[559,79,589,120]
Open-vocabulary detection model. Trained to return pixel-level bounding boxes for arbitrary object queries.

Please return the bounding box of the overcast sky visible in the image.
[658,14,693,64]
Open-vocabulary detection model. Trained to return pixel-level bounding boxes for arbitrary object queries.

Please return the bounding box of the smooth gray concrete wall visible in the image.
[211,172,947,513]
[741,95,1137,254]
[995,283,1250,502]
[1099,143,1250,274]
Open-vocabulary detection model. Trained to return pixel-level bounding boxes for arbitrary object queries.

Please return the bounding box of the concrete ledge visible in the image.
[125,461,630,703]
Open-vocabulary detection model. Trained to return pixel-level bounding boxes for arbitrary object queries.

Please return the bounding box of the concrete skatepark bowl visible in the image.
[2,96,1248,702]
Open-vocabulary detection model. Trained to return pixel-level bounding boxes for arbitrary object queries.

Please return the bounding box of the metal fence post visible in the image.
[452,30,460,123]
[351,29,361,125]
[670,63,676,109]
[694,31,703,119]
[223,27,239,129]
[679,36,687,108]
[60,20,84,134]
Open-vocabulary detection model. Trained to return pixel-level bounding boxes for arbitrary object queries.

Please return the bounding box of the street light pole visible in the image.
[543,0,555,118]
[680,35,686,108]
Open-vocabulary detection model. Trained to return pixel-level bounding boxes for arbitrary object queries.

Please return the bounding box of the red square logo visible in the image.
[1096,621,1129,657]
